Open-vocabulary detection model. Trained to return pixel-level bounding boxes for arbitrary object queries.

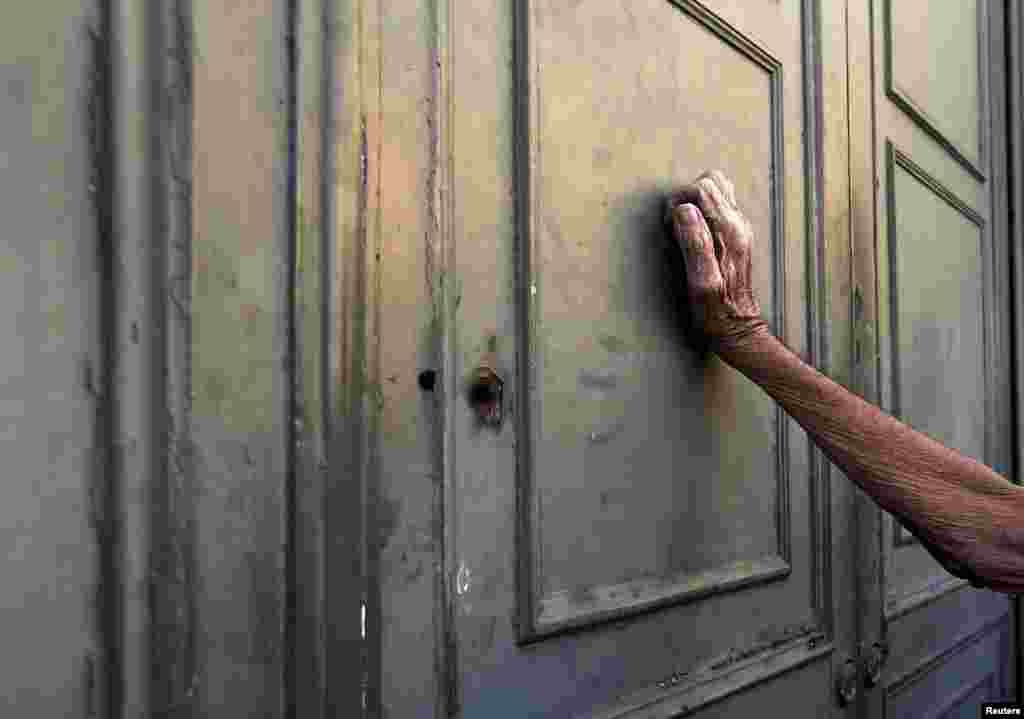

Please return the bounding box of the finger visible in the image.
[670,203,723,291]
[708,170,737,207]
[666,185,702,219]
[697,170,735,206]
[694,176,729,217]
[667,178,725,224]
[675,176,730,220]
[668,169,713,211]
[668,190,725,267]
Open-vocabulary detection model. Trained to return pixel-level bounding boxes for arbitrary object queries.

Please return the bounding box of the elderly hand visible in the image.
[662,173,1024,594]
[665,170,769,354]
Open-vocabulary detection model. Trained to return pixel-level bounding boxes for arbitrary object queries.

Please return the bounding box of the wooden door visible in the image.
[848,0,1018,714]
[341,0,859,716]
[0,2,110,714]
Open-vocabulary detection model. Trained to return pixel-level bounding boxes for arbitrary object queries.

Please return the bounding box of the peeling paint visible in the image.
[655,669,689,691]
[578,367,618,389]
[709,622,822,672]
[456,563,472,596]
[587,419,624,444]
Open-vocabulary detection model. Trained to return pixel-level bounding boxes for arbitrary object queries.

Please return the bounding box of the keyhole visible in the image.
[468,366,503,428]
[470,381,494,405]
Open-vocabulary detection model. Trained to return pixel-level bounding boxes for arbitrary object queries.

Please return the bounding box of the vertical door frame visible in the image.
[816,0,862,714]
[845,0,885,713]
[1006,0,1024,702]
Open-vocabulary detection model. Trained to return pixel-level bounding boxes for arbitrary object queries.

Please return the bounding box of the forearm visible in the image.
[718,326,1024,593]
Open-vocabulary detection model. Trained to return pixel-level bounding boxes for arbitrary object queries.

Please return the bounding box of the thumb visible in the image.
[669,202,723,294]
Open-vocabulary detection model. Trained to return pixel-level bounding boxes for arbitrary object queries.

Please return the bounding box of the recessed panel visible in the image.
[527,0,786,634]
[887,0,984,175]
[885,625,1007,718]
[886,147,986,602]
[890,158,985,470]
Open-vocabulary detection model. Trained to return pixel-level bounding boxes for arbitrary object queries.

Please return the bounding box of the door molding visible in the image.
[513,0,796,643]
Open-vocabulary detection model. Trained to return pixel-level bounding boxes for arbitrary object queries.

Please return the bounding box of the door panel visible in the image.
[436,0,840,716]
[885,625,1009,719]
[886,0,985,177]
[852,0,1017,713]
[876,0,1009,623]
[525,0,787,640]
[881,589,1012,719]
[885,145,987,605]
[338,0,854,714]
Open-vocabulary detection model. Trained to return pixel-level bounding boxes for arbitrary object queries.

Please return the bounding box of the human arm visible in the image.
[667,171,1024,593]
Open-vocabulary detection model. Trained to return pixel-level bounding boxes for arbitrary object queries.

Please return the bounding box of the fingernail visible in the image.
[677,203,699,224]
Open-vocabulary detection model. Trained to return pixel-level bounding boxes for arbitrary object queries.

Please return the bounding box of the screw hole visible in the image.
[418,370,437,391]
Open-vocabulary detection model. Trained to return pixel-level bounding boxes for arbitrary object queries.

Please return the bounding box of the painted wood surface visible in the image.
[2,1,1022,717]
[852,0,1017,715]
[0,3,108,715]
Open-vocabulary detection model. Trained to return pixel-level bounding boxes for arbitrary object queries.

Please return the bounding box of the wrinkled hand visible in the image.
[665,170,769,354]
